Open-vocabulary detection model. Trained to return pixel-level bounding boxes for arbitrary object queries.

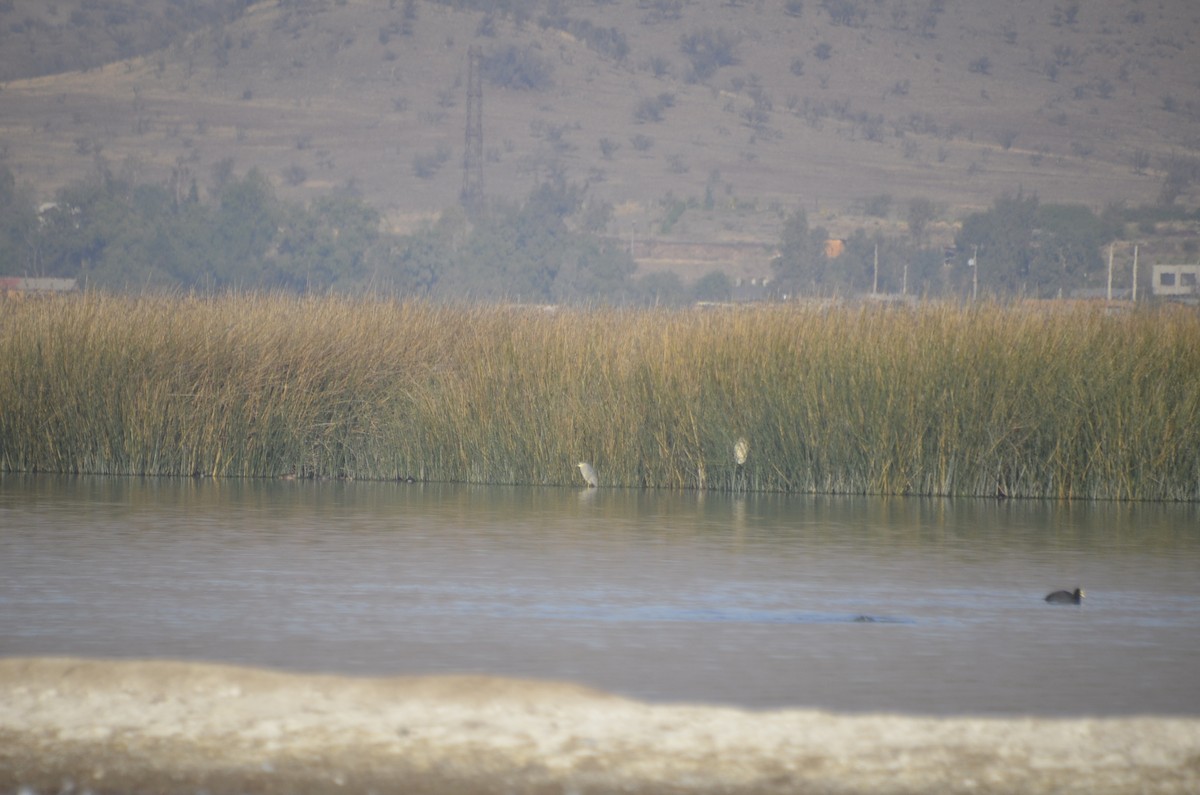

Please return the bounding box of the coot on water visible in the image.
[1045,588,1084,604]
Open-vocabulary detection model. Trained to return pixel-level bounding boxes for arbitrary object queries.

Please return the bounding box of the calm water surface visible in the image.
[2,475,1198,716]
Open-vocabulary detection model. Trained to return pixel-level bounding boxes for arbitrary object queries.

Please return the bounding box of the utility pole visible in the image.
[1132,244,1139,302]
[1107,243,1114,302]
[461,45,483,215]
[970,245,978,302]
[872,243,879,295]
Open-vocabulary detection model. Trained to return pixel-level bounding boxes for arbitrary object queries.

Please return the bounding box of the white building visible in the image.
[1151,264,1200,299]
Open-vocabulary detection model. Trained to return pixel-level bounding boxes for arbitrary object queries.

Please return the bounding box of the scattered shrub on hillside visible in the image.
[282,164,308,186]
[1129,149,1151,175]
[856,112,885,142]
[741,104,771,132]
[643,56,674,78]
[579,199,614,233]
[641,0,684,24]
[907,197,936,244]
[539,14,629,61]
[1052,45,1079,68]
[411,147,451,179]
[598,138,620,160]
[916,5,940,37]
[480,45,554,91]
[1157,154,1199,206]
[861,194,893,218]
[425,0,529,26]
[1001,19,1018,45]
[633,93,676,124]
[1051,2,1080,27]
[660,194,688,233]
[748,84,773,110]
[680,27,741,82]
[821,0,866,27]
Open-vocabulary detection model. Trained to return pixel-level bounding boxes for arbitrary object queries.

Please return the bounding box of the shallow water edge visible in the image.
[3,657,1199,795]
[4,476,1200,715]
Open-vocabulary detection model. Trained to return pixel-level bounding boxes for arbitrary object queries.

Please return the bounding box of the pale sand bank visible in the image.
[2,657,1198,794]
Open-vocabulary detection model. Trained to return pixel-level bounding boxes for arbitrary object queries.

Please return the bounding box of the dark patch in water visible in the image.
[517,604,914,625]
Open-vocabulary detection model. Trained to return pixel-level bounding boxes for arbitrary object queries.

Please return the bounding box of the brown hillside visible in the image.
[1,0,1197,278]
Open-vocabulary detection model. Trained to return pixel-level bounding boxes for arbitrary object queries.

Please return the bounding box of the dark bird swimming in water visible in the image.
[1045,588,1084,604]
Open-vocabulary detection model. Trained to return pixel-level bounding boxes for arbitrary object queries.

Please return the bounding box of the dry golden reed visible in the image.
[1,293,1197,499]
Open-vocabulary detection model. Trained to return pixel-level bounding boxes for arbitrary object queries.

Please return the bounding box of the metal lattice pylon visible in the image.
[461,45,484,214]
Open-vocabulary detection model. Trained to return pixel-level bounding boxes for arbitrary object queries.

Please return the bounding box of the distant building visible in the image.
[0,277,78,299]
[1152,264,1200,300]
[731,277,772,303]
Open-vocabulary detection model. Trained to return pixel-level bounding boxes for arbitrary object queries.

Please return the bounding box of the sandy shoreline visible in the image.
[2,657,1198,794]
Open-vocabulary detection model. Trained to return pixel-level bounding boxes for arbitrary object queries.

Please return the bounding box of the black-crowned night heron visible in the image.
[577,462,598,488]
[1044,588,1084,604]
[734,437,749,466]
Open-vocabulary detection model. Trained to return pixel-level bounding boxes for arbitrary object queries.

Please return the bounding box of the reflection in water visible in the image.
[1,474,1199,716]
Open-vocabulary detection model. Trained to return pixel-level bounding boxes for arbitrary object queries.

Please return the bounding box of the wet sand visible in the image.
[2,657,1198,794]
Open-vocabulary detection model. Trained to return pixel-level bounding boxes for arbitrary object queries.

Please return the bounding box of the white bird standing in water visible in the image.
[734,437,749,467]
[577,462,598,488]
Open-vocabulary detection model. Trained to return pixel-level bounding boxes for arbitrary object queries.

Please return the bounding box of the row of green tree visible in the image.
[2,161,382,292]
[2,160,1179,302]
[771,192,1178,299]
[0,160,648,302]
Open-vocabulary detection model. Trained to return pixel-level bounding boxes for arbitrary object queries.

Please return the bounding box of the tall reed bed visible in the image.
[1,293,1197,499]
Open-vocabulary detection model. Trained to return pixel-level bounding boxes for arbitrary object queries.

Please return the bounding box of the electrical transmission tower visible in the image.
[461,45,484,214]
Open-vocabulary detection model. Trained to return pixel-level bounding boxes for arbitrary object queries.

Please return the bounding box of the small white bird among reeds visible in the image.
[734,437,749,467]
[577,461,598,488]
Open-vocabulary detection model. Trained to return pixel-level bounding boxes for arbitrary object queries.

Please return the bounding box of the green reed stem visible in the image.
[1,294,1197,500]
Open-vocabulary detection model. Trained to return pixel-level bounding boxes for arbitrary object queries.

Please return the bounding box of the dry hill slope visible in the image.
[1,0,1197,266]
